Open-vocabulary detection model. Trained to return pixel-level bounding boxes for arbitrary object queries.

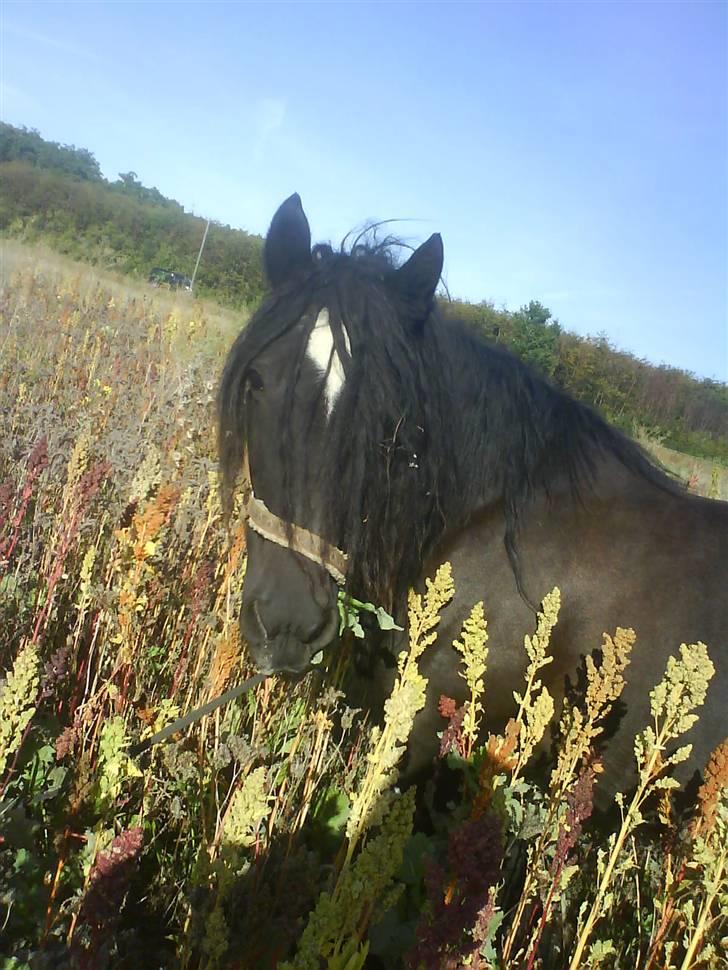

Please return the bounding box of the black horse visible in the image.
[219,194,727,797]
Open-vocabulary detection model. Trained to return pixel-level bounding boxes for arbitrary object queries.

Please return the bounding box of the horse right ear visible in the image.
[264,194,312,288]
[388,233,444,329]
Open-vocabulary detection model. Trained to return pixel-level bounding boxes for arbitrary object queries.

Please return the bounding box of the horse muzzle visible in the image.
[241,600,340,676]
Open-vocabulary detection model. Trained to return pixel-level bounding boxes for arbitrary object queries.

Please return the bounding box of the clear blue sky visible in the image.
[3,1,726,380]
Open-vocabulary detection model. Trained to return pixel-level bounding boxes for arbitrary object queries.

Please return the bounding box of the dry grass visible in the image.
[1,237,244,361]
[636,427,728,500]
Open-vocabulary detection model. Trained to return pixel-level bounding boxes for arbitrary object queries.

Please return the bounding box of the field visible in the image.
[641,442,728,502]
[1,243,726,969]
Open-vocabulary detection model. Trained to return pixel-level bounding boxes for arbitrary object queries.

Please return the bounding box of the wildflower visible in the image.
[95,716,142,809]
[78,826,143,930]
[509,589,559,775]
[284,789,416,970]
[55,724,77,761]
[439,694,467,758]
[569,642,715,969]
[552,626,634,797]
[0,641,40,776]
[409,811,503,969]
[40,643,71,699]
[452,600,488,756]
[503,622,633,965]
[223,767,271,848]
[345,563,454,858]
[694,739,728,835]
[129,443,162,503]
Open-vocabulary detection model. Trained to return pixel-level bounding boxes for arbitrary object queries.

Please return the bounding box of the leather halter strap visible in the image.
[241,451,348,586]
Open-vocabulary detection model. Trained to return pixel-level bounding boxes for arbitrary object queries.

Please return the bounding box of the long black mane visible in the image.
[219,239,682,607]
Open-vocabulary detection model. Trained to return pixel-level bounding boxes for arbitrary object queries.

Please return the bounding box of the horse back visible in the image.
[405,459,727,798]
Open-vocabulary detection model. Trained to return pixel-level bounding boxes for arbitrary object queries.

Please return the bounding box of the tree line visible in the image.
[0,123,265,307]
[442,299,728,461]
[1,122,726,462]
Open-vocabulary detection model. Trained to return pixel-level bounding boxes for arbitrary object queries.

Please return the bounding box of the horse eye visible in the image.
[247,369,264,392]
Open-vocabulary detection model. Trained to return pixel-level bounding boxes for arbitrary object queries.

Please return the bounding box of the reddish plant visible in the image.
[0,437,49,568]
[32,459,111,643]
[74,826,144,968]
[408,813,503,970]
[438,694,467,759]
[525,763,596,969]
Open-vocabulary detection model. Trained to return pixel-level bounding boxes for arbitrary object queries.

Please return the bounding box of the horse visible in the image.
[218,193,727,799]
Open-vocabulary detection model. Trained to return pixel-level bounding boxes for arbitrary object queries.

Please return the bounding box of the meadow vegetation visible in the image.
[1,248,726,969]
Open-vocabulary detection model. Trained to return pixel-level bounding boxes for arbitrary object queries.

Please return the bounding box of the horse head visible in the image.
[218,194,443,675]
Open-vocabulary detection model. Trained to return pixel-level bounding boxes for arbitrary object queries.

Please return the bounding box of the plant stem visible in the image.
[568,747,660,969]
[678,840,727,970]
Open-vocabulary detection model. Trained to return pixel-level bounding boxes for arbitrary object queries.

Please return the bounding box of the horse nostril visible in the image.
[253,601,269,639]
[242,599,269,643]
[305,615,326,643]
[305,606,339,647]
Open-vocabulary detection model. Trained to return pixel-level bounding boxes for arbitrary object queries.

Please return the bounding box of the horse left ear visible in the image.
[264,193,312,288]
[389,233,444,327]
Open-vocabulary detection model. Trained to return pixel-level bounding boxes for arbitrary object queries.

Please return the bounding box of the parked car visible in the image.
[148,268,193,291]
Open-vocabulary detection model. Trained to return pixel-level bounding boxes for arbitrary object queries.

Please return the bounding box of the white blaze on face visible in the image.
[305,307,350,417]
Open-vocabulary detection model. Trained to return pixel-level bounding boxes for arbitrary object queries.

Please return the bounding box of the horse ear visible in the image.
[389,233,444,327]
[264,193,312,288]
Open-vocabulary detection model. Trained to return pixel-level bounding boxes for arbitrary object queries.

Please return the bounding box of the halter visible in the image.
[241,451,348,586]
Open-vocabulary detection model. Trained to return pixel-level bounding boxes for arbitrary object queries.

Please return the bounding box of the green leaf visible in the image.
[399,832,435,885]
[479,908,505,963]
[374,607,404,632]
[337,592,403,637]
[315,789,351,836]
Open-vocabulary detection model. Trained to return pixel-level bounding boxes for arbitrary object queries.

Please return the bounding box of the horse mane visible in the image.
[219,235,684,607]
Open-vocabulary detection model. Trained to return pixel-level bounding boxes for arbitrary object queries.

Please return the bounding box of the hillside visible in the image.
[1,121,727,463]
[0,123,265,308]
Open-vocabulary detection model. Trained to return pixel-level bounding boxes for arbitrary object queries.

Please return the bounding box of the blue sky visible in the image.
[2,1,726,380]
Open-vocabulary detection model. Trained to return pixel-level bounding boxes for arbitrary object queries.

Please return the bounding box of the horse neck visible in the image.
[427,325,647,528]
[430,337,549,513]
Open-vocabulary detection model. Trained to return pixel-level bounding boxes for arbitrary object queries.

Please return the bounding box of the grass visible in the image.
[635,426,728,500]
[1,243,726,969]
